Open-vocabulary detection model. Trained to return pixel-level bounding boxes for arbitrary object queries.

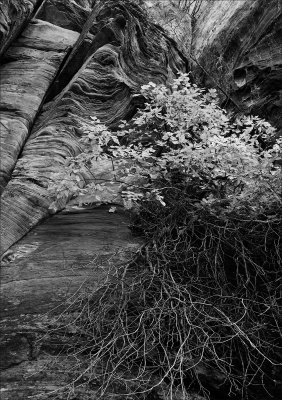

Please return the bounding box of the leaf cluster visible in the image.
[49,73,281,220]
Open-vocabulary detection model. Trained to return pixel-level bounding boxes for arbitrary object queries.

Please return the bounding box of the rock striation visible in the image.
[144,0,193,55]
[144,1,282,133]
[191,0,282,132]
[35,0,93,32]
[0,205,141,399]
[0,20,79,192]
[0,0,187,256]
[0,1,281,398]
[0,0,43,57]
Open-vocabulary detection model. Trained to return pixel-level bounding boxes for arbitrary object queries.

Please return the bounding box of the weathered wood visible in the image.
[0,19,79,192]
[191,0,282,132]
[0,205,141,398]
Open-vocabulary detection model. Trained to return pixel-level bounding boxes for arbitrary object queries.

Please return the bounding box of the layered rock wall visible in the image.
[1,1,281,398]
[0,0,187,256]
[0,20,79,192]
[0,2,184,396]
[0,204,141,399]
[0,0,42,57]
[144,0,282,132]
[191,0,282,132]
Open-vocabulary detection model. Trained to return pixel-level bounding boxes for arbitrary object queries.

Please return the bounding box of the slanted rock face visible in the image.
[0,0,41,57]
[191,0,282,132]
[35,0,93,32]
[0,0,188,256]
[0,20,79,192]
[0,205,141,398]
[0,2,187,396]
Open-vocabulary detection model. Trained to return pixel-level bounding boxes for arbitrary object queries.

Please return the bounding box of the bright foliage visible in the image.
[49,73,281,218]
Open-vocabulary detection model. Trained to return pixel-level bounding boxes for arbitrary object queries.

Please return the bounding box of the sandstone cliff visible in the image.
[0,1,186,398]
[0,0,187,257]
[2,0,281,258]
[192,0,282,133]
[146,0,282,134]
[0,1,281,399]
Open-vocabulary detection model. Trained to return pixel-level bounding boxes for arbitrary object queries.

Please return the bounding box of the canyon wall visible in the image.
[2,0,281,257]
[191,0,282,133]
[0,0,187,257]
[0,2,186,397]
[0,1,281,398]
[146,0,282,133]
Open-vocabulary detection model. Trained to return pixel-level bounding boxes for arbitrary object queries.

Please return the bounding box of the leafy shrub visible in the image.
[49,74,282,399]
[49,73,281,217]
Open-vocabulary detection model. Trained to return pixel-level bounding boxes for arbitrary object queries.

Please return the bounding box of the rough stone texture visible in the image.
[191,0,282,132]
[0,0,41,57]
[0,1,281,398]
[0,20,79,192]
[0,7,186,395]
[144,0,193,55]
[36,0,93,32]
[0,205,141,398]
[0,205,140,318]
[0,0,188,257]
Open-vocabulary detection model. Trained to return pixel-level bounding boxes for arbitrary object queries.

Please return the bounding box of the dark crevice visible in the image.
[42,5,101,103]
[154,24,191,74]
[32,0,48,19]
[233,67,247,88]
[44,22,125,103]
